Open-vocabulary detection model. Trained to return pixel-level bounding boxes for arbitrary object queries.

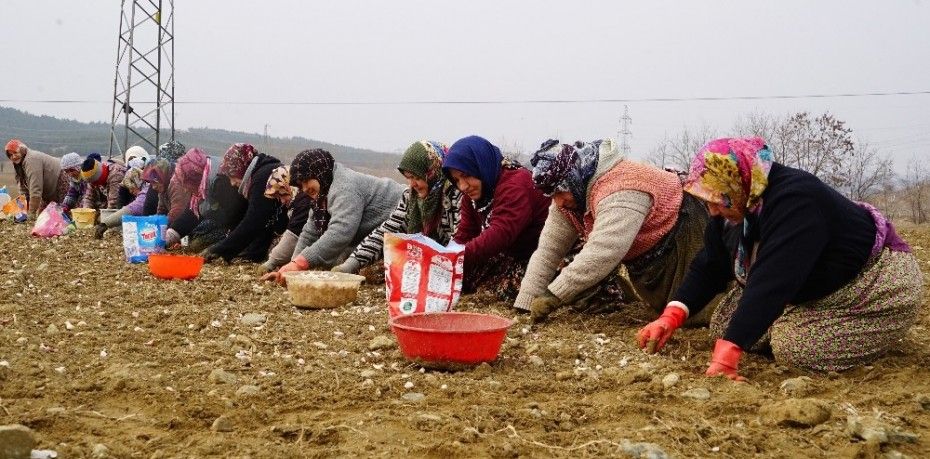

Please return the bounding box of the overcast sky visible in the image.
[2,1,929,169]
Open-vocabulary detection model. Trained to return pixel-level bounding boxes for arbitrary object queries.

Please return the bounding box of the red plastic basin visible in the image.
[148,254,204,280]
[389,312,514,366]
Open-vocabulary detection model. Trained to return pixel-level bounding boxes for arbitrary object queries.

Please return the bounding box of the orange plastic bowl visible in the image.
[389,312,514,367]
[147,253,204,280]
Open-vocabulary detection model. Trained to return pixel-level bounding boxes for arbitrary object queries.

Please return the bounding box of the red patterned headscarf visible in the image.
[219,143,256,179]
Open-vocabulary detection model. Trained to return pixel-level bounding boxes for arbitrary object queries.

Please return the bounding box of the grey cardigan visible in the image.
[293,163,404,268]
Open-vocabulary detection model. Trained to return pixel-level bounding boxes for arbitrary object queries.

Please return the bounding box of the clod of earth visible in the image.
[0,424,35,459]
[759,398,831,428]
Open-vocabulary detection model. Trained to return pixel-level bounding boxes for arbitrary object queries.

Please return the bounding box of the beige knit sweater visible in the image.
[513,190,652,311]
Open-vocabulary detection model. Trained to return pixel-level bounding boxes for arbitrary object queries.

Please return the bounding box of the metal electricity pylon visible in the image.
[618,105,632,157]
[108,0,175,159]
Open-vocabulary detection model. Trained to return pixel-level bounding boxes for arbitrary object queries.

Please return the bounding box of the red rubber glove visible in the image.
[637,304,688,354]
[705,339,746,381]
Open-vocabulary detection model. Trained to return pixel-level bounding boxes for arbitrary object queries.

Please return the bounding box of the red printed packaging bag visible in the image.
[384,233,464,318]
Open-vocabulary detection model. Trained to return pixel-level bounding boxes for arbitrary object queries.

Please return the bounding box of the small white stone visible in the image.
[404,381,414,389]
[682,387,711,401]
[661,373,680,388]
[441,384,448,390]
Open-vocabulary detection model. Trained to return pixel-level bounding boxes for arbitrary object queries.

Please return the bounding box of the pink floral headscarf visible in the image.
[683,137,773,214]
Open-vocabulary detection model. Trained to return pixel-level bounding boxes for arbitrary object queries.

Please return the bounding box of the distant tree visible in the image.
[645,124,718,171]
[904,156,928,224]
[497,136,530,164]
[651,111,896,204]
[773,112,855,188]
[732,111,784,144]
[835,142,894,202]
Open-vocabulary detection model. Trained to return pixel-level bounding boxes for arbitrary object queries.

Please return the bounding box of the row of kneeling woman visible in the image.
[27,134,916,381]
[252,135,920,380]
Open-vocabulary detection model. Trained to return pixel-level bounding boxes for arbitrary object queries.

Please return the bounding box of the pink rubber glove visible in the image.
[705,339,746,381]
[637,304,688,354]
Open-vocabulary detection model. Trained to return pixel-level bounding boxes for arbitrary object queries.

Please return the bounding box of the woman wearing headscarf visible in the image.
[58,152,86,214]
[260,167,313,273]
[261,149,404,283]
[135,140,182,218]
[201,143,287,263]
[79,153,128,210]
[165,148,246,250]
[4,139,68,219]
[149,141,188,220]
[138,158,173,215]
[331,140,462,274]
[93,166,154,238]
[442,135,551,299]
[637,137,922,380]
[519,139,710,323]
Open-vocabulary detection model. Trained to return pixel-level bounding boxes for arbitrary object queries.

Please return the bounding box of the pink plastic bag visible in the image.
[31,203,73,238]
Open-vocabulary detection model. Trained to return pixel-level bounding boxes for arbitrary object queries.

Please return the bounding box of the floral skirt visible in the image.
[710,249,922,371]
[187,219,228,253]
[463,254,529,301]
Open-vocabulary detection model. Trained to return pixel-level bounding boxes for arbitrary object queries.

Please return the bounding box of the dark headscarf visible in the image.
[442,136,504,208]
[158,140,186,164]
[290,149,336,232]
[219,143,256,180]
[530,139,602,215]
[397,140,448,238]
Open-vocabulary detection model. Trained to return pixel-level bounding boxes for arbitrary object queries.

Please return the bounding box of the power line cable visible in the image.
[1,89,929,106]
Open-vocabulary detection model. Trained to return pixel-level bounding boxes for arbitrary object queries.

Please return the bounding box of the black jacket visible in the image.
[210,153,285,260]
[674,163,875,349]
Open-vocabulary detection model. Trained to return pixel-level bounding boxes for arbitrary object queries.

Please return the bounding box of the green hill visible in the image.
[0,106,400,178]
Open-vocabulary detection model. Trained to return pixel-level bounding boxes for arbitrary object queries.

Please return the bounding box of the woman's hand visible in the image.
[260,261,303,286]
[636,304,688,354]
[705,339,746,382]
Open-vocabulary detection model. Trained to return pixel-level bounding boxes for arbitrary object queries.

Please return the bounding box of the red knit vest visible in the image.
[559,161,683,260]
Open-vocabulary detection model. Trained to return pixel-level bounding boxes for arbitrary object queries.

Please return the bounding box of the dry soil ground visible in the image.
[1,222,929,458]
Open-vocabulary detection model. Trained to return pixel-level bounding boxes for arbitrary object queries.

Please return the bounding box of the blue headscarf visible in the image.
[442,136,503,207]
